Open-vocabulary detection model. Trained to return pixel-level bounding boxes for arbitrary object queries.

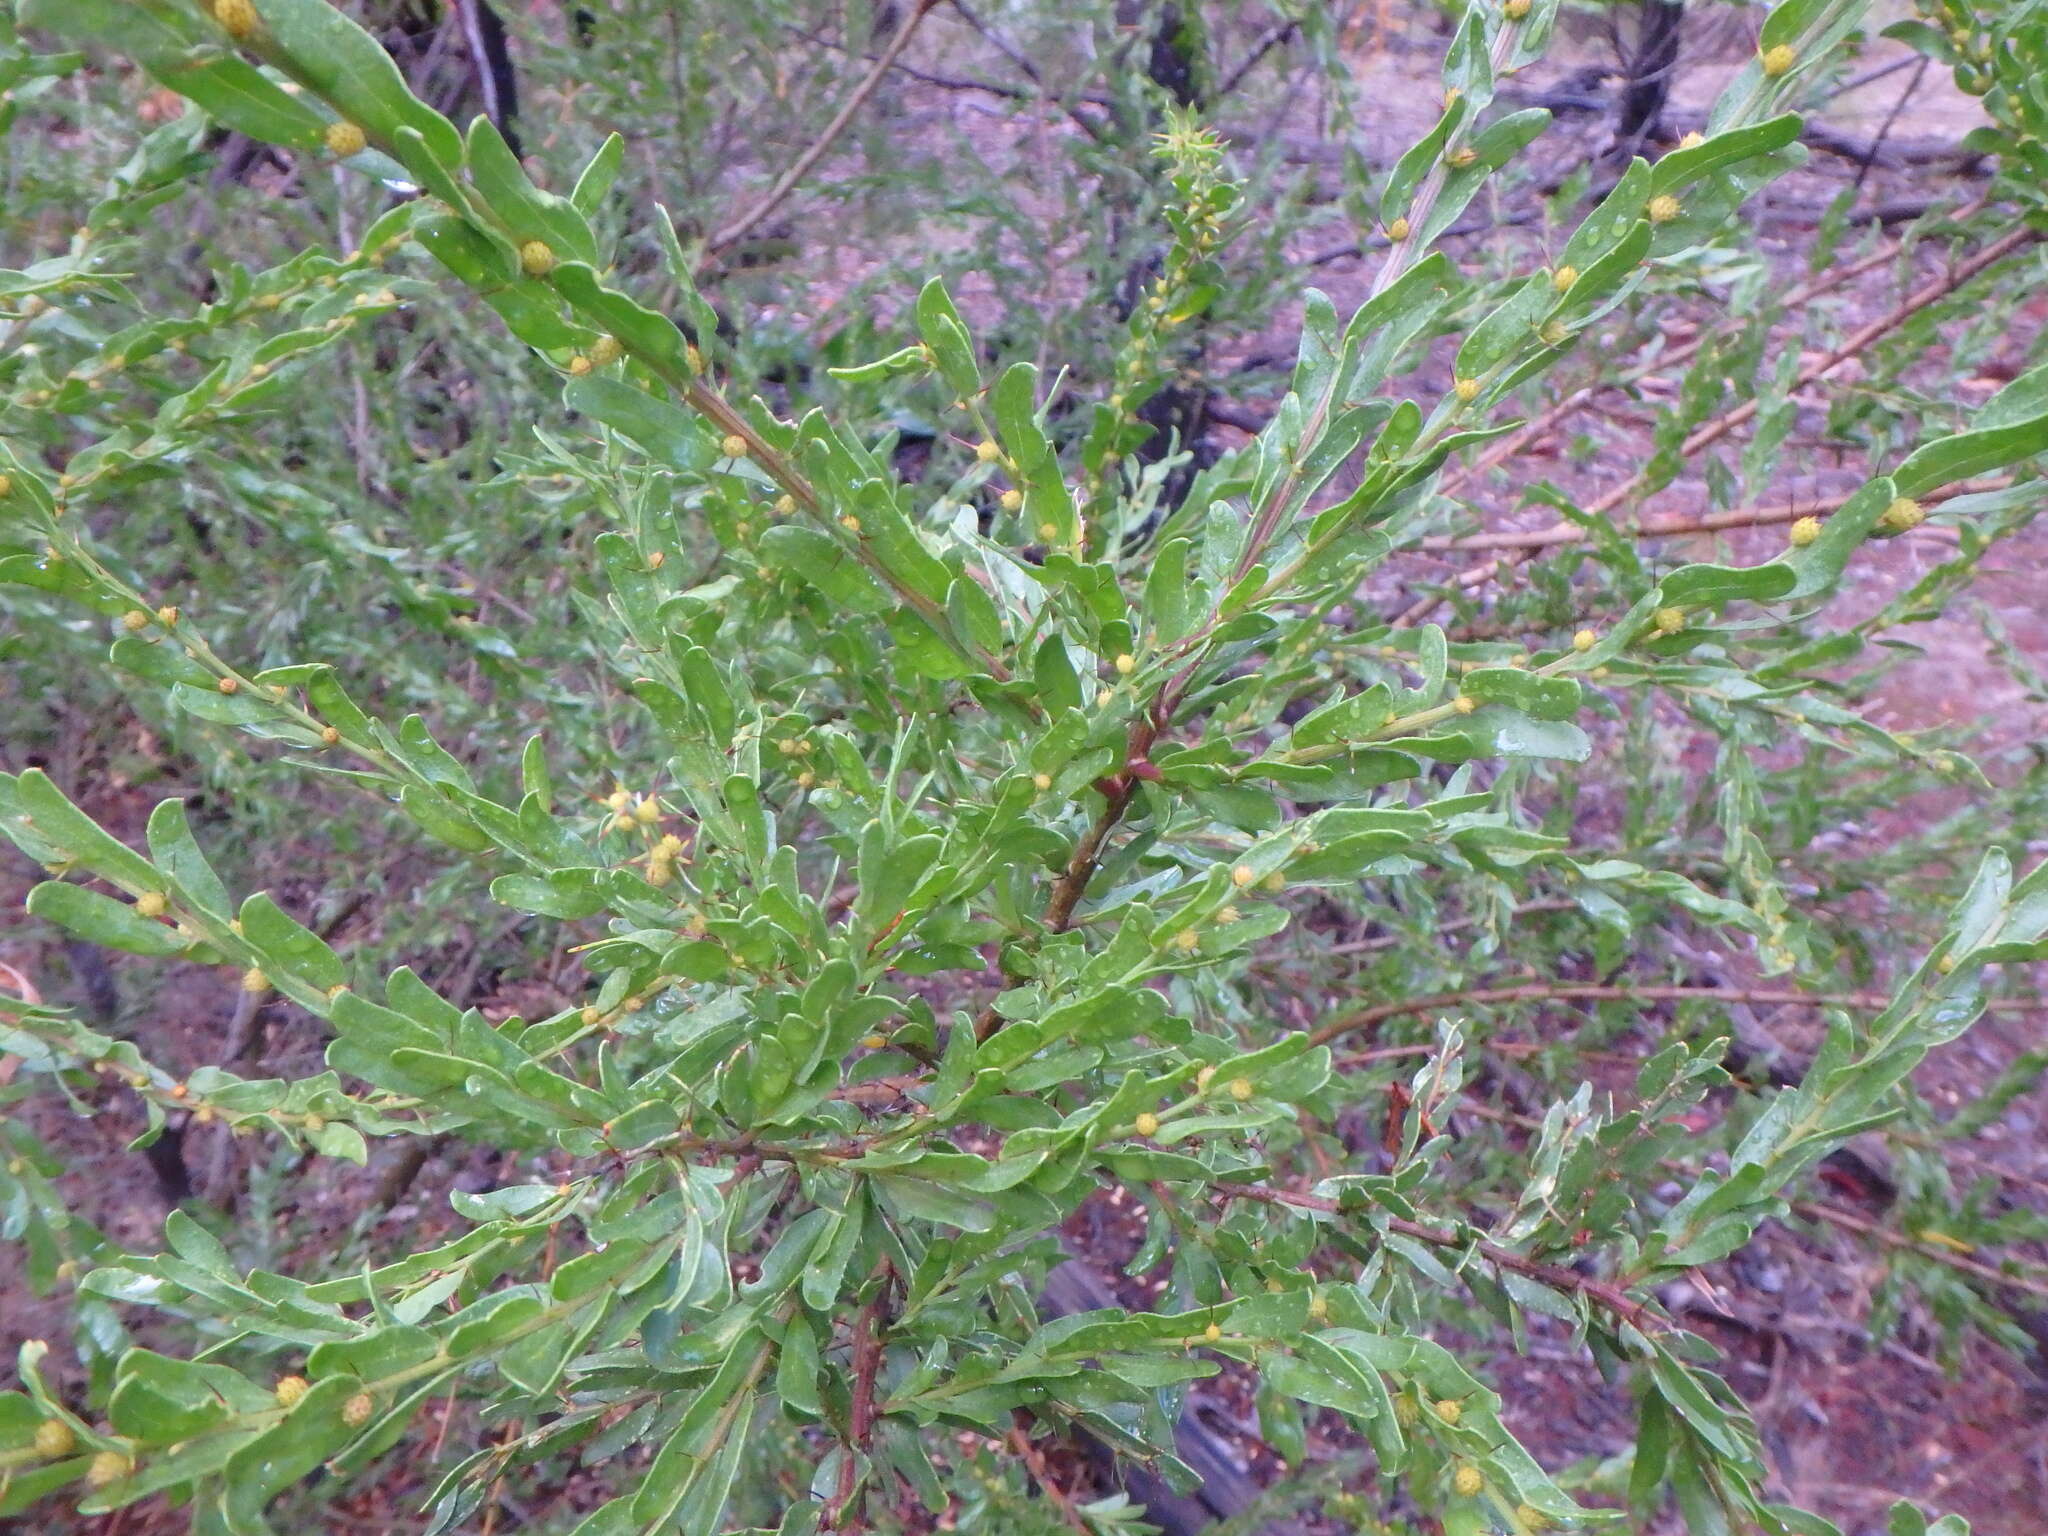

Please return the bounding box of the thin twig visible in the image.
[948,0,1108,141]
[1215,18,1301,98]
[1418,473,2013,552]
[1792,1199,2048,1302]
[1436,228,1922,501]
[1007,1413,1089,1533]
[708,0,939,256]
[1216,1181,1665,1334]
[1655,226,2039,478]
[784,22,1035,100]
[1403,219,2039,621]
[829,1260,895,1533]
[1306,981,2040,1049]
[973,768,1148,1042]
[1450,1100,2048,1302]
[1852,55,1931,200]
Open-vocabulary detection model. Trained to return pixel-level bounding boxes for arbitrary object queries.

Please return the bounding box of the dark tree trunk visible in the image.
[1617,1,1685,151]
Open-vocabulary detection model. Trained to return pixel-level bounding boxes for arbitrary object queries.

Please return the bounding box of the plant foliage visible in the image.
[2,1,2046,1533]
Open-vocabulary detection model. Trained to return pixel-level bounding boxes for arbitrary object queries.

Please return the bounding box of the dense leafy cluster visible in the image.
[2,1,2045,1534]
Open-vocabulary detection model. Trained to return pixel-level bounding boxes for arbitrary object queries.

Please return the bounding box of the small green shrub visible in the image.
[2,2,2045,1534]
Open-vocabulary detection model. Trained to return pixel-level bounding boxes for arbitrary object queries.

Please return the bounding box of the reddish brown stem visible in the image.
[1215,1181,1664,1334]
[1403,220,2038,621]
[1308,981,1924,1048]
[974,716,1160,1041]
[1419,474,2011,553]
[1007,1412,1089,1534]
[828,1261,895,1533]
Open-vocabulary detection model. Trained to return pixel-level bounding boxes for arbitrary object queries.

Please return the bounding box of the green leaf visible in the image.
[27,882,186,956]
[254,0,465,181]
[758,526,892,613]
[566,377,710,470]
[1459,668,1581,721]
[1659,561,1798,609]
[913,277,980,398]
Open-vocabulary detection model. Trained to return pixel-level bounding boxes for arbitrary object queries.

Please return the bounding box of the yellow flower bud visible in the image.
[1203,1322,1223,1342]
[214,0,258,40]
[1032,772,1052,791]
[1229,1077,1254,1102]
[1648,194,1681,224]
[1434,1398,1462,1425]
[1173,929,1200,953]
[999,488,1023,513]
[1262,871,1285,893]
[0,475,12,498]
[633,796,661,824]
[275,1375,310,1409]
[1231,863,1256,887]
[588,335,624,367]
[157,605,179,626]
[1652,607,1685,634]
[217,676,240,695]
[839,514,862,534]
[33,1419,76,1458]
[135,891,168,919]
[1217,905,1240,924]
[1761,43,1797,77]
[1447,145,1478,169]
[720,434,748,459]
[1134,1112,1160,1137]
[87,1450,132,1487]
[1540,319,1570,347]
[1551,265,1578,292]
[1572,629,1597,652]
[320,725,341,746]
[1678,131,1705,150]
[1788,515,1822,547]
[774,494,796,516]
[1038,521,1059,541]
[241,968,269,994]
[1453,377,1480,403]
[121,609,150,632]
[1877,496,1926,534]
[1196,1065,1217,1093]
[518,240,556,278]
[1307,1293,1329,1322]
[975,439,1001,463]
[1454,1464,1485,1497]
[862,1033,888,1050]
[324,121,366,158]
[568,354,592,376]
[1114,653,1136,676]
[1502,0,1530,16]
[342,1391,374,1427]
[1387,215,1410,241]
[1453,694,1477,714]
